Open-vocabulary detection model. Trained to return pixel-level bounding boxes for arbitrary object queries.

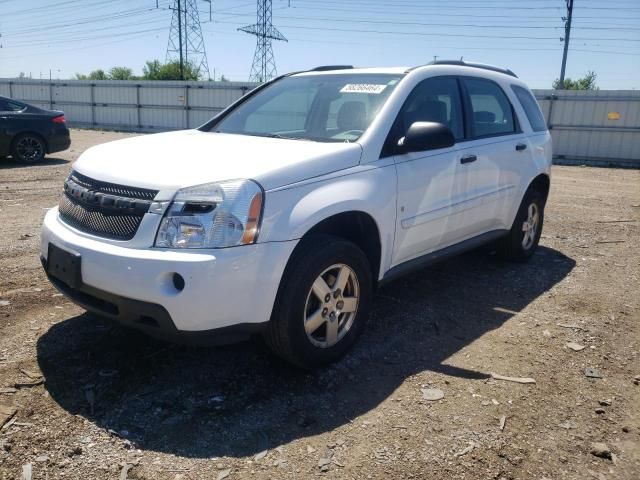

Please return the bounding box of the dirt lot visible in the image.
[0,129,638,480]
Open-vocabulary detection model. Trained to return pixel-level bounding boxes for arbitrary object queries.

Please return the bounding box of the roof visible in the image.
[293,61,517,78]
[293,67,409,76]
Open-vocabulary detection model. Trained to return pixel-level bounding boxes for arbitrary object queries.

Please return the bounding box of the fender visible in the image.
[259,161,397,279]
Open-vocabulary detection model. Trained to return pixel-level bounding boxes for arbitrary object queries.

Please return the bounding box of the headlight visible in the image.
[154,179,263,248]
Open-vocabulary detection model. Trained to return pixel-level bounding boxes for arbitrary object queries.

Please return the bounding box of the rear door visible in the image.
[390,76,467,266]
[455,76,533,233]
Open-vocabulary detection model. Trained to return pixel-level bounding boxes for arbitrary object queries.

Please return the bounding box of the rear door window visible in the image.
[462,77,516,138]
[0,100,25,112]
[512,85,547,132]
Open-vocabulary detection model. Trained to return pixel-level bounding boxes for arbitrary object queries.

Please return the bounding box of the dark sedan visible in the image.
[0,96,71,163]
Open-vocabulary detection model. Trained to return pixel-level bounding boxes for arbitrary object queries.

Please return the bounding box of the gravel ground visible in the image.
[0,129,638,480]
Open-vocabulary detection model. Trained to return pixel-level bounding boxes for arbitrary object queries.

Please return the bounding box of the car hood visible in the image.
[73,130,363,193]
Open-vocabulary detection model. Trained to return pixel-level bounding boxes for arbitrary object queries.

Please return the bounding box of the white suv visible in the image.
[41,61,551,368]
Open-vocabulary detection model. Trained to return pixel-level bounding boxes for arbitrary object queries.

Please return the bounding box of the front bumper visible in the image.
[41,207,298,340]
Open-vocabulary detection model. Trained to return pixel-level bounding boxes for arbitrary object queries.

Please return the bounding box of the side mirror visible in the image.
[398,122,455,153]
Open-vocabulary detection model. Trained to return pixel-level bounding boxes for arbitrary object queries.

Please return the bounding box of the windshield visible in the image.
[211,73,404,142]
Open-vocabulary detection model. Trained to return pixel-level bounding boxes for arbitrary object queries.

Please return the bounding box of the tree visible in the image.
[75,69,108,81]
[142,59,200,81]
[553,71,598,90]
[108,66,135,80]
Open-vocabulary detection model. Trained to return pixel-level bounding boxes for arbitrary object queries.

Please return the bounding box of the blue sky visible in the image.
[0,0,638,89]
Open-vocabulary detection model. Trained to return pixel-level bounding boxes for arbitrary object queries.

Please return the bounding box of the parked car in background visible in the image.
[41,61,552,368]
[0,96,71,163]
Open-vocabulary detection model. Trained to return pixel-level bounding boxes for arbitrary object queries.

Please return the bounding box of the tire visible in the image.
[497,188,545,262]
[11,133,46,163]
[264,234,373,368]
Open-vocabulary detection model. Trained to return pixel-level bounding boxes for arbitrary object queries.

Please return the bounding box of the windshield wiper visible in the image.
[257,133,309,141]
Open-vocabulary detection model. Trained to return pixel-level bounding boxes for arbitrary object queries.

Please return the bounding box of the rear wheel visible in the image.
[12,134,45,163]
[264,234,372,368]
[497,188,544,262]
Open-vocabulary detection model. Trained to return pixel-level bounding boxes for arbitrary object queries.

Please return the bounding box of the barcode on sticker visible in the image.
[340,84,387,94]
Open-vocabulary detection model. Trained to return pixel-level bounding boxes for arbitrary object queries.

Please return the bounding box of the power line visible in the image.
[209,10,640,32]
[214,18,640,43]
[284,3,640,22]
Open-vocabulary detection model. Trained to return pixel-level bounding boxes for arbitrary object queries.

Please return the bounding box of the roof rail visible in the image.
[310,65,354,72]
[410,60,518,78]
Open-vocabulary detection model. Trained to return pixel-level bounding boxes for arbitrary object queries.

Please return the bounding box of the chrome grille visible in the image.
[58,171,159,241]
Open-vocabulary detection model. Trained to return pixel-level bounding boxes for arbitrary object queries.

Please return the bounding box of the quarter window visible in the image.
[512,85,547,132]
[463,77,516,138]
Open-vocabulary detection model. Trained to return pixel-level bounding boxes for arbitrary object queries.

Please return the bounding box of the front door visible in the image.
[391,76,468,267]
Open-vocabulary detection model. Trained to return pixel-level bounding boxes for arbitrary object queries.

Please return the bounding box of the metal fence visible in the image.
[533,89,640,168]
[0,78,257,132]
[1,78,638,167]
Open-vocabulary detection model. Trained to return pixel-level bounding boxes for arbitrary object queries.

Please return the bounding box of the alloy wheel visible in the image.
[521,202,539,250]
[16,136,43,162]
[303,263,360,348]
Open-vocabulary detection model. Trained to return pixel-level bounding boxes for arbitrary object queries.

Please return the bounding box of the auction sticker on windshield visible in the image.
[340,84,387,94]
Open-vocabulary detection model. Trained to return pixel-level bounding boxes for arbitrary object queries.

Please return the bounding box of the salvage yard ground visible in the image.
[0,129,639,479]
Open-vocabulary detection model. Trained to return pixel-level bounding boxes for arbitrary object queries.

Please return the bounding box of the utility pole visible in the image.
[558,0,574,90]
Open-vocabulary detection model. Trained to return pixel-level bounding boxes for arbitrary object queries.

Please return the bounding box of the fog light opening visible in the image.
[172,273,185,292]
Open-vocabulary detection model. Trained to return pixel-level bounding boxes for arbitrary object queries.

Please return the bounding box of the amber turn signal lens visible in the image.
[241,191,263,244]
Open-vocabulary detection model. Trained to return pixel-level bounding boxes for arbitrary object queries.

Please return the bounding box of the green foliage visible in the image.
[142,60,201,81]
[75,69,108,80]
[73,60,205,82]
[108,66,135,80]
[553,71,598,90]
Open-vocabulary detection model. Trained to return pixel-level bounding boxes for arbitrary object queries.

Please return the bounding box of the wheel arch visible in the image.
[283,210,384,286]
[528,173,550,206]
[10,131,49,155]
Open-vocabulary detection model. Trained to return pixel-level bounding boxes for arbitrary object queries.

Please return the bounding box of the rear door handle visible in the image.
[515,143,527,151]
[460,154,477,164]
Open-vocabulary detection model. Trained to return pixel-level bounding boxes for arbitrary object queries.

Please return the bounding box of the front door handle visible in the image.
[460,154,477,164]
[515,143,527,151]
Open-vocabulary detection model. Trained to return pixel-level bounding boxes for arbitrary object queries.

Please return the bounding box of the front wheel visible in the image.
[264,234,373,368]
[497,189,545,262]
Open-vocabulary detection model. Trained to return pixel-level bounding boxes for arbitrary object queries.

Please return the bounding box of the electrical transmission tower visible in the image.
[238,0,287,83]
[166,0,210,80]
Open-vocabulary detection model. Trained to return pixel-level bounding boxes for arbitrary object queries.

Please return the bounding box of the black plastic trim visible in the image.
[310,65,354,71]
[380,230,508,286]
[422,60,518,78]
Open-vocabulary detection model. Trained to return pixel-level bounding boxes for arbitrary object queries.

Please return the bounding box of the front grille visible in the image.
[69,171,157,200]
[58,171,159,240]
